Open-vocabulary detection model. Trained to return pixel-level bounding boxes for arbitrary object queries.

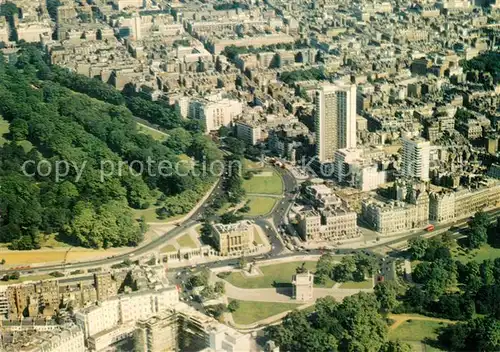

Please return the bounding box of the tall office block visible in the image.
[401,137,430,181]
[131,13,142,40]
[315,82,357,162]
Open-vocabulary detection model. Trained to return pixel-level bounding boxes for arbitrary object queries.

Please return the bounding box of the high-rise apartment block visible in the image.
[94,272,116,302]
[401,137,430,181]
[315,82,357,162]
[131,13,142,40]
[136,310,178,352]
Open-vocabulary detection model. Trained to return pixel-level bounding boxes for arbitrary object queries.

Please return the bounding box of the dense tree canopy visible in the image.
[265,293,390,352]
[0,45,221,249]
[279,68,325,85]
[315,252,379,284]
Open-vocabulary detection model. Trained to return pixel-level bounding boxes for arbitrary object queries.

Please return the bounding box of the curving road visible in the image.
[0,161,294,275]
[0,179,224,275]
[2,160,500,276]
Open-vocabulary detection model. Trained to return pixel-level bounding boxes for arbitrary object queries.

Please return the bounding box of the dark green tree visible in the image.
[374,281,399,312]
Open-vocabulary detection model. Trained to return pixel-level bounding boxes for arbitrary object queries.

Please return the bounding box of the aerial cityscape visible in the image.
[0,0,498,351]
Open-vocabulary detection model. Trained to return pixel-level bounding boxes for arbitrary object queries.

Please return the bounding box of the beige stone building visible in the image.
[211,220,253,256]
[2,325,85,352]
[7,280,59,319]
[430,180,500,224]
[135,303,251,352]
[136,310,178,352]
[429,191,456,223]
[292,271,314,302]
[114,0,143,10]
[16,23,53,43]
[297,207,358,242]
[362,186,429,235]
[208,34,295,54]
[303,184,342,208]
[95,272,117,302]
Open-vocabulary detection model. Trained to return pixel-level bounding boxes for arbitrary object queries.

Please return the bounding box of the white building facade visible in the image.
[315,82,357,162]
[401,137,430,181]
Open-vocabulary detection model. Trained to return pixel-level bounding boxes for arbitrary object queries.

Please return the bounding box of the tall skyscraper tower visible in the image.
[401,137,430,181]
[315,82,357,162]
[131,13,142,40]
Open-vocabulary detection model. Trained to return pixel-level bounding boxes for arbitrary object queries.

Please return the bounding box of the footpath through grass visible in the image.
[229,299,302,325]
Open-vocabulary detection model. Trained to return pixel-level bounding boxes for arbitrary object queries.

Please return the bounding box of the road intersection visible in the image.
[1,162,498,276]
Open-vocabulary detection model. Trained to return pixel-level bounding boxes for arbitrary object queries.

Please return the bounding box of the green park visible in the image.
[222,259,372,289]
[229,299,302,325]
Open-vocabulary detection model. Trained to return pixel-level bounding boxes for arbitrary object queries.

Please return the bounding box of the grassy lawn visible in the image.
[243,170,283,195]
[244,158,264,169]
[253,228,264,245]
[389,320,446,351]
[177,234,197,248]
[161,244,177,253]
[0,233,73,249]
[0,116,9,145]
[39,234,71,248]
[452,243,500,263]
[339,279,373,289]
[0,274,53,285]
[216,202,233,215]
[0,116,33,152]
[245,196,277,216]
[224,261,318,289]
[314,276,336,288]
[18,140,34,152]
[137,122,168,141]
[229,299,302,325]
